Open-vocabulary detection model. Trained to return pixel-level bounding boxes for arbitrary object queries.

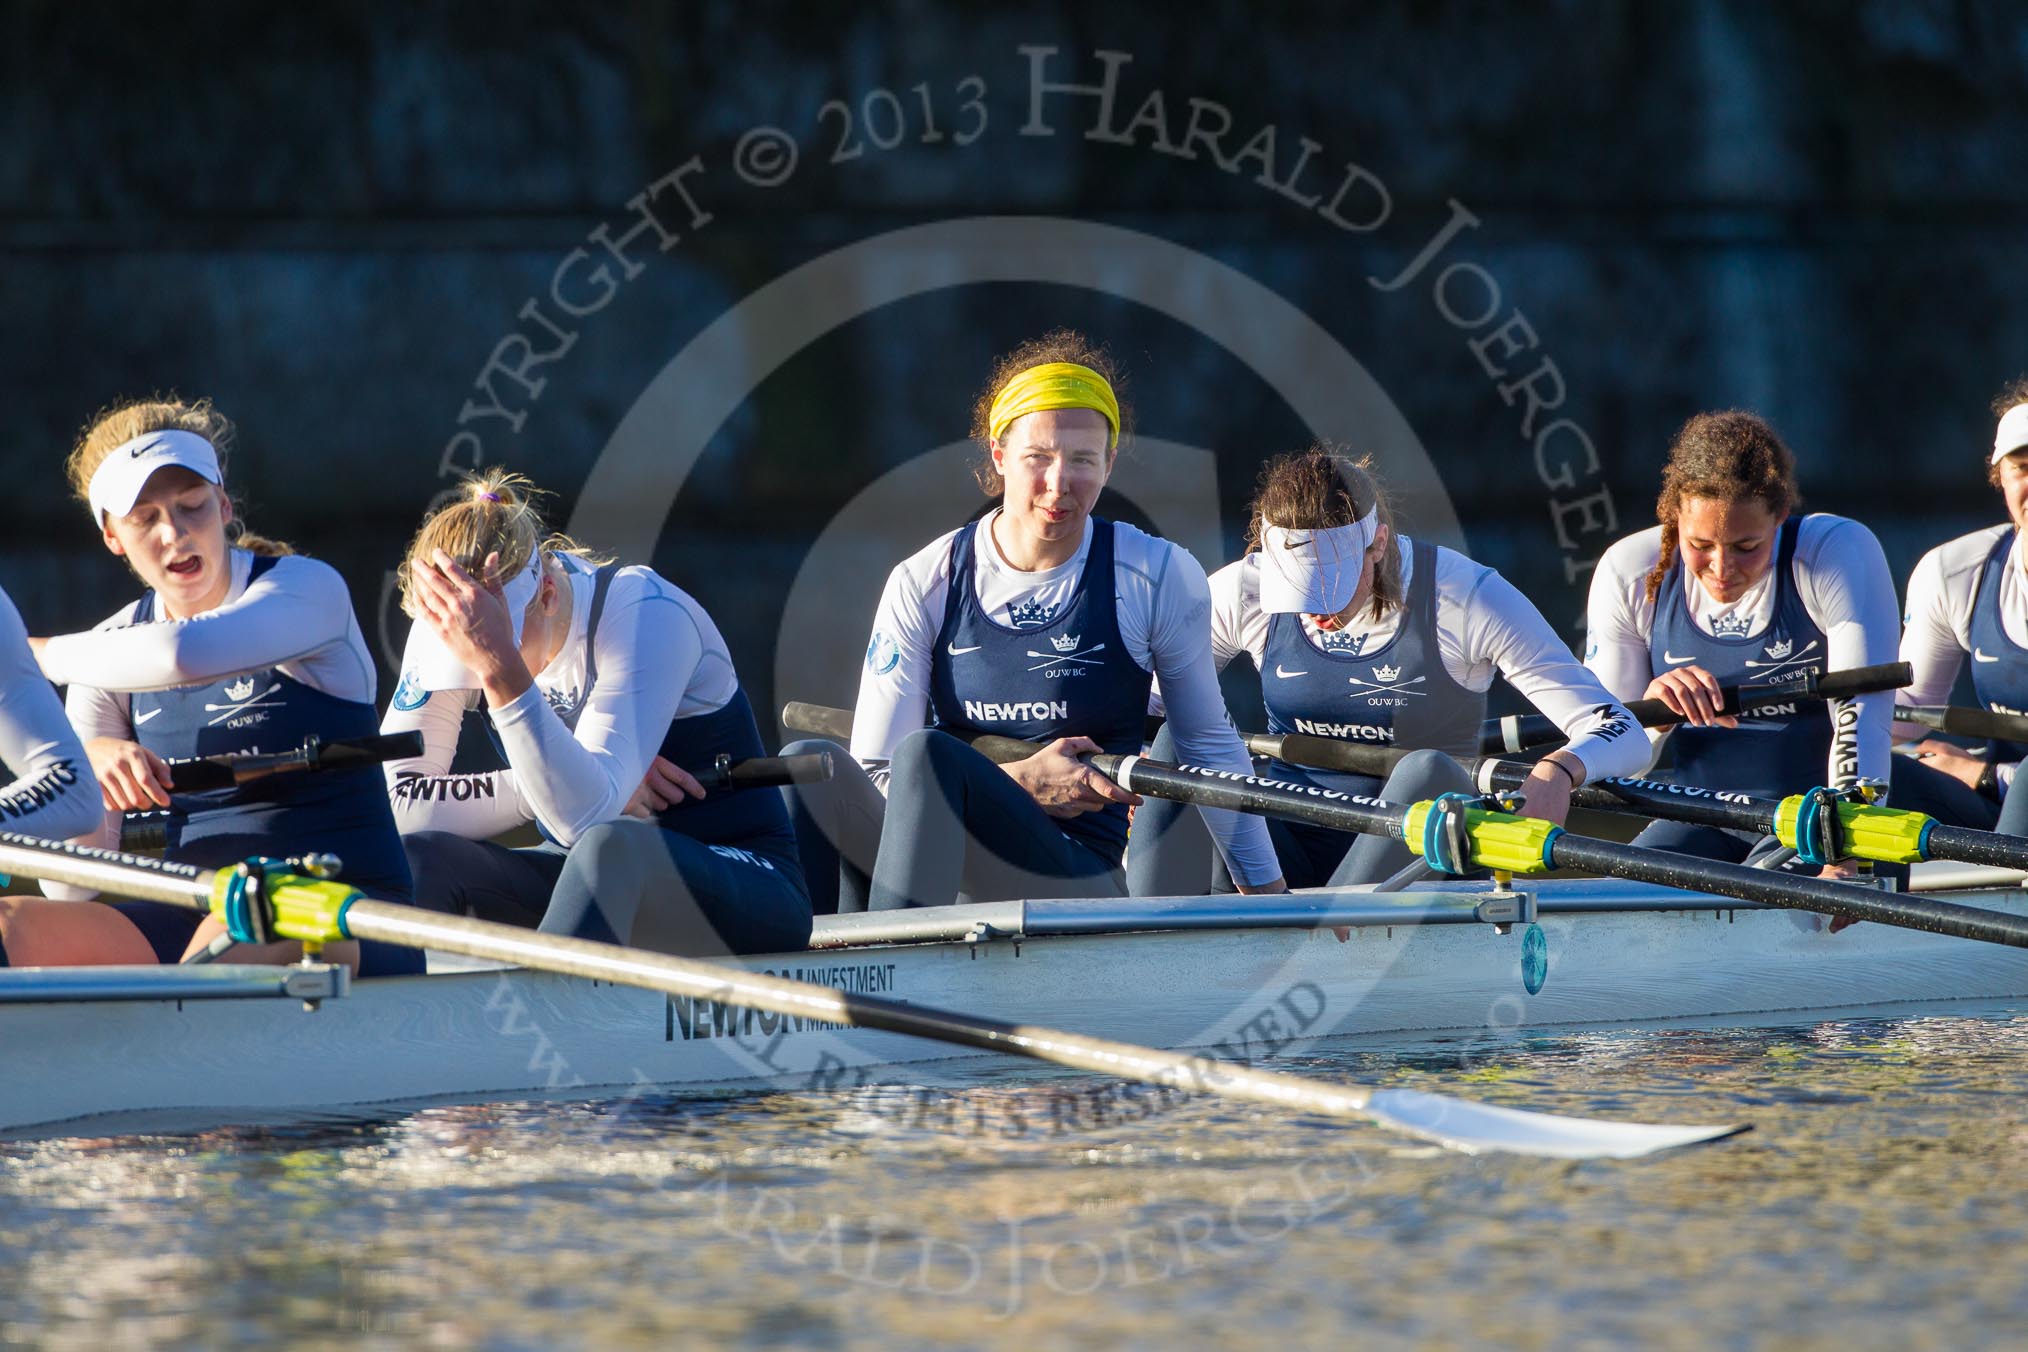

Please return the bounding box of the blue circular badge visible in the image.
[392,669,428,711]
[864,631,900,676]
[1521,923,1547,995]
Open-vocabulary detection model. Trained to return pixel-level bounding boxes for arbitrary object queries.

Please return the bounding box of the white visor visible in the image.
[87,430,223,523]
[401,554,545,693]
[1995,404,2028,465]
[1257,511,1379,616]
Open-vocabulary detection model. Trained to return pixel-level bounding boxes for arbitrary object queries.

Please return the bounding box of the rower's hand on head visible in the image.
[412,549,531,699]
[1909,739,1986,791]
[1006,736,1142,818]
[624,755,706,818]
[1512,753,1580,827]
[1643,664,1737,729]
[87,737,173,811]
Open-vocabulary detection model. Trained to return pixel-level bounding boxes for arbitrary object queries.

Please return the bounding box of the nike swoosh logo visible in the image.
[946,643,983,656]
[1662,651,1697,665]
[1975,648,2001,663]
[133,707,162,725]
[1274,665,1308,678]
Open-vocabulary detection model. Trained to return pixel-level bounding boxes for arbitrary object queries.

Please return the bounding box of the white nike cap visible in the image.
[1994,404,2028,464]
[87,430,223,524]
[1257,510,1378,615]
[400,554,545,693]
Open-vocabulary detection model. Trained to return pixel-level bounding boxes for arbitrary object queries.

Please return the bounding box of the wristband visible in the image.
[1978,760,2000,799]
[1545,757,1580,788]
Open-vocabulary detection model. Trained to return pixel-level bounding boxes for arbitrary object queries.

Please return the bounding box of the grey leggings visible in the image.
[1126,725,1472,893]
[781,731,1125,911]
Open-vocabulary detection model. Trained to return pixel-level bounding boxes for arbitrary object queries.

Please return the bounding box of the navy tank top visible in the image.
[928,518,1153,863]
[131,555,413,899]
[1967,528,2028,762]
[498,563,799,860]
[1649,516,1830,797]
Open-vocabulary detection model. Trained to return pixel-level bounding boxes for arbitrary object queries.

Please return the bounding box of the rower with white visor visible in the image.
[1891,381,2028,836]
[1129,448,1646,895]
[29,399,418,973]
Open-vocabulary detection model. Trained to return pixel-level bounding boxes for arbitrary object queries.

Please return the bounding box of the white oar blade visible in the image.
[1365,1088,1747,1160]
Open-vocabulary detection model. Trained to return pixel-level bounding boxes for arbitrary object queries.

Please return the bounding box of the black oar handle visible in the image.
[1480,662,1913,754]
[119,812,171,853]
[161,731,427,792]
[703,751,835,790]
[1898,704,2028,745]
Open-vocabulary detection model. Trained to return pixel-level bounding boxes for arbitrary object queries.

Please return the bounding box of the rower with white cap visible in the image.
[27,397,418,973]
[1128,448,1646,895]
[382,470,811,957]
[1891,378,2028,835]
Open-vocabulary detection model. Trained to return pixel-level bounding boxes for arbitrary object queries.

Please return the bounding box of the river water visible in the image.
[4,1006,2026,1349]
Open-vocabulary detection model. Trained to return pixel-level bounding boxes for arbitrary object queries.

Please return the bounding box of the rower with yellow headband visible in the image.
[782,330,1285,910]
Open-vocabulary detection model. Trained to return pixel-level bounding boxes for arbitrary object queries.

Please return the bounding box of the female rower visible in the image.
[384,471,810,956]
[1585,410,1899,865]
[783,330,1285,911]
[30,398,418,973]
[1128,448,1647,895]
[1892,378,2028,834]
[0,584,138,967]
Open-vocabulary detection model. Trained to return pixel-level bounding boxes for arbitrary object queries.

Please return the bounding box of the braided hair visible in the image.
[1643,411,1801,605]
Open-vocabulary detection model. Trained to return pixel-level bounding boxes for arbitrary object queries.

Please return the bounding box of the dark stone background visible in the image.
[7,0,2027,728]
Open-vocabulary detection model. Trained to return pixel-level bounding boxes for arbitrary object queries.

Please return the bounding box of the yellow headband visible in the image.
[987,362,1120,450]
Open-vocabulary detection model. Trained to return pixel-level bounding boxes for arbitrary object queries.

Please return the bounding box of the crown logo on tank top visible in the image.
[1008,597,1058,630]
[1764,637,1793,661]
[1709,610,1754,638]
[1049,632,1082,652]
[1373,663,1402,682]
[224,675,256,702]
[1317,629,1367,655]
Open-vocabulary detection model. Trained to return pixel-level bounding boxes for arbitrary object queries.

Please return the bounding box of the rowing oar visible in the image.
[1897,704,2028,745]
[121,748,837,853]
[0,831,1736,1159]
[780,701,2028,947]
[1248,733,2028,876]
[1479,662,1912,754]
[120,732,427,852]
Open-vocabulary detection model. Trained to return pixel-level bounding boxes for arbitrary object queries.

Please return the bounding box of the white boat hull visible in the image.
[6,878,2027,1137]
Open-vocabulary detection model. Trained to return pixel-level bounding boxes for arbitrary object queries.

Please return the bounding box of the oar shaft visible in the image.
[1898,704,2028,744]
[0,836,210,906]
[1538,832,2028,946]
[1085,755,2028,949]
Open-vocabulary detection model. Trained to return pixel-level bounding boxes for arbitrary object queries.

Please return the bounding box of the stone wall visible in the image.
[7,0,2026,723]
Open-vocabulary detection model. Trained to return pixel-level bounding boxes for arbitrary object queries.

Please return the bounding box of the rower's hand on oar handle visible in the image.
[1511,751,1583,827]
[1643,664,1738,729]
[87,736,174,811]
[1907,739,1987,791]
[623,755,707,818]
[1007,736,1142,818]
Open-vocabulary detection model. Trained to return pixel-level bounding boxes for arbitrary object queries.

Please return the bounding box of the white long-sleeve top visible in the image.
[1898,522,2025,786]
[0,586,101,842]
[1165,538,1648,783]
[40,549,377,896]
[1585,516,1899,787]
[852,513,1280,887]
[379,555,737,849]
